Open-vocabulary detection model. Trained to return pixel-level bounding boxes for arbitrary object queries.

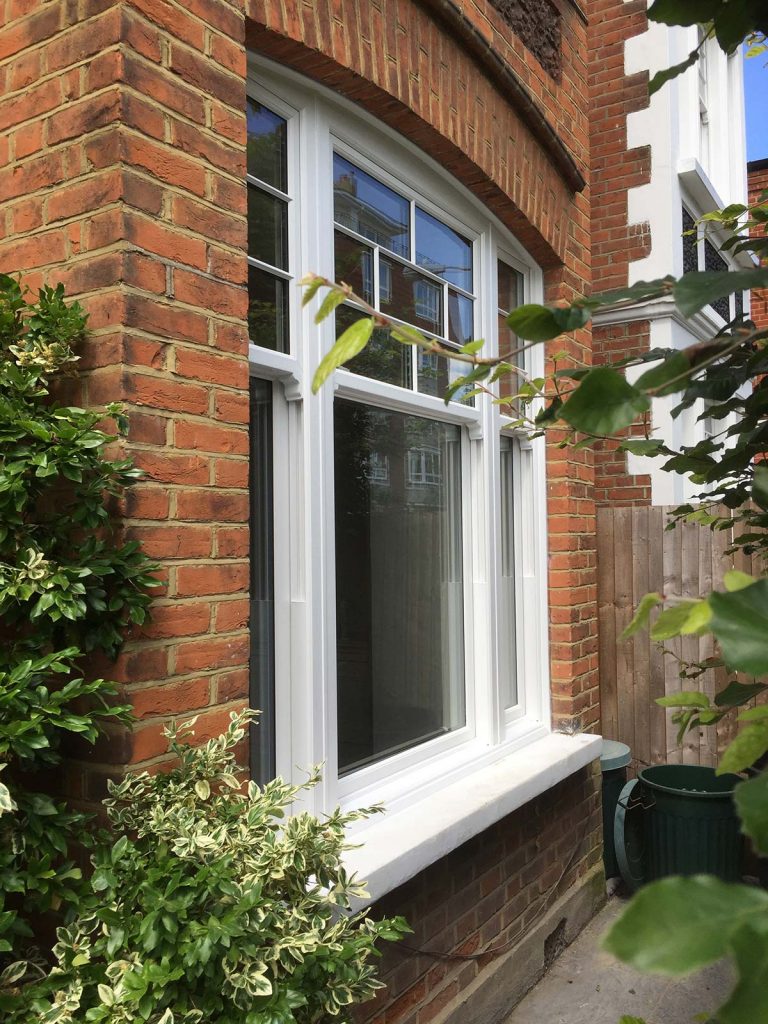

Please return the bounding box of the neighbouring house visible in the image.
[0,2,748,1023]
[590,4,749,508]
[590,4,751,770]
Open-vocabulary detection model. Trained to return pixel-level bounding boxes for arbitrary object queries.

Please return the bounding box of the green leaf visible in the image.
[718,923,768,1024]
[301,274,325,307]
[648,49,698,96]
[647,0,720,28]
[618,1017,647,1024]
[723,570,755,592]
[718,722,768,775]
[617,438,665,456]
[734,774,768,856]
[715,682,768,709]
[504,305,565,342]
[656,691,712,709]
[753,464,768,510]
[674,269,768,318]
[312,318,374,393]
[603,876,768,974]
[621,592,663,639]
[459,339,484,355]
[587,277,674,308]
[560,368,650,435]
[650,600,707,640]
[313,288,347,325]
[635,351,691,395]
[710,579,768,676]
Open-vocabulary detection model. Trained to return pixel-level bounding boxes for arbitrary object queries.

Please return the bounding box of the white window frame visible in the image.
[246,55,551,825]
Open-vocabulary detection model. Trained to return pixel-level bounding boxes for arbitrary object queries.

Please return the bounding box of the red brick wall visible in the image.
[0,0,600,761]
[0,0,251,800]
[748,159,768,332]
[588,0,653,506]
[359,764,602,1024]
[0,3,604,1017]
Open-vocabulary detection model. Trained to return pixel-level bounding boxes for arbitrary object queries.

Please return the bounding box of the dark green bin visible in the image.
[615,764,743,889]
[601,740,631,879]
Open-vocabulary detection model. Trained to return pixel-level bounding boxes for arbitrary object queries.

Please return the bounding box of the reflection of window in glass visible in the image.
[246,99,290,353]
[379,260,392,303]
[497,260,525,408]
[413,279,441,326]
[407,447,442,486]
[333,154,410,256]
[334,399,465,775]
[331,155,475,399]
[367,450,390,483]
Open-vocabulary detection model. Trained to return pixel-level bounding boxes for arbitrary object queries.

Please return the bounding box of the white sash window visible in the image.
[246,57,550,823]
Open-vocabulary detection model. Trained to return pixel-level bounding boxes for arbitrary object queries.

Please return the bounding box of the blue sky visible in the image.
[744,51,768,162]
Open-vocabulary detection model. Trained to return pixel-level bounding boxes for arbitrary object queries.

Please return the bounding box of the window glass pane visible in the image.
[248,186,288,270]
[704,240,729,319]
[416,350,474,405]
[338,304,412,389]
[415,207,472,291]
[334,230,374,304]
[333,154,410,257]
[499,435,518,709]
[335,399,465,774]
[497,260,523,315]
[681,208,698,275]
[246,99,287,190]
[447,291,473,346]
[250,378,276,783]
[497,261,524,405]
[248,265,288,352]
[379,257,443,335]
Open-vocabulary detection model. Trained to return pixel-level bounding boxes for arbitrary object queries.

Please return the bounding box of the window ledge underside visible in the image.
[345,731,602,905]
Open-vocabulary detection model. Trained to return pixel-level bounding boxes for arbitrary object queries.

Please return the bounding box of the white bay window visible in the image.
[245,58,599,893]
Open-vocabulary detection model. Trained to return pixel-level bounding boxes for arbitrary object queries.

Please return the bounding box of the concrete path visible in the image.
[503,897,732,1024]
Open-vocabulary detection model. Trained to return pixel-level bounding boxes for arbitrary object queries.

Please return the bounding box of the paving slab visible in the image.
[503,897,733,1024]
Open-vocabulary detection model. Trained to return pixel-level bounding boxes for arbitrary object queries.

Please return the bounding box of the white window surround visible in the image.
[246,56,598,878]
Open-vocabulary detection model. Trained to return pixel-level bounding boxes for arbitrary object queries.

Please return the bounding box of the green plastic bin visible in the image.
[615,764,743,890]
[601,740,631,879]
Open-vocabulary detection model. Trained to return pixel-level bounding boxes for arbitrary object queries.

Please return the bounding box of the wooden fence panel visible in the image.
[596,505,759,769]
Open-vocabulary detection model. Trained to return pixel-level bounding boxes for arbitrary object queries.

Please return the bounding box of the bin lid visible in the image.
[614,778,646,892]
[601,739,631,772]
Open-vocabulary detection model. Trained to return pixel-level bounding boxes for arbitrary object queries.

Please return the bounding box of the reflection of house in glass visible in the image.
[334,165,441,336]
[336,401,463,775]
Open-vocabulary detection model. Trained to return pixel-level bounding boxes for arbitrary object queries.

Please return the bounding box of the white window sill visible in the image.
[344,731,602,905]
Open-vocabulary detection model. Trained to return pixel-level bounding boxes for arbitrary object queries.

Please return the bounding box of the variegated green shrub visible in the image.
[22,712,408,1024]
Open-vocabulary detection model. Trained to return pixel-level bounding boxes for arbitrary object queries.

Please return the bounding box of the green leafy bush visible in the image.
[0,275,158,962]
[20,713,408,1024]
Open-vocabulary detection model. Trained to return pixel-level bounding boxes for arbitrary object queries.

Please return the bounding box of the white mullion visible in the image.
[372,245,380,311]
[333,223,476,299]
[247,255,293,282]
[249,56,554,822]
[312,104,341,810]
[246,174,291,203]
[475,229,499,744]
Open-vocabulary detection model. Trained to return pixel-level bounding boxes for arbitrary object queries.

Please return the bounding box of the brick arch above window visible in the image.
[245,0,587,271]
